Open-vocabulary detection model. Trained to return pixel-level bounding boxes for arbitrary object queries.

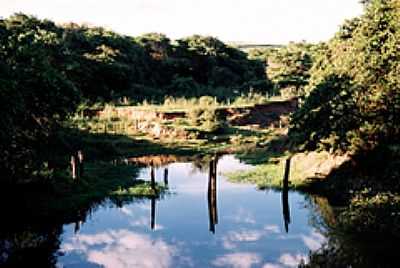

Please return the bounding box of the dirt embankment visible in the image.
[84,98,298,127]
[84,98,299,139]
[225,98,298,128]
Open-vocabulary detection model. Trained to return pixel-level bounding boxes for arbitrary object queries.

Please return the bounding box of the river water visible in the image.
[55,155,326,268]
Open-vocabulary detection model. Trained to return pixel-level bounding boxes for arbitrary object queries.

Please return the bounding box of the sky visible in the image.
[1,0,364,44]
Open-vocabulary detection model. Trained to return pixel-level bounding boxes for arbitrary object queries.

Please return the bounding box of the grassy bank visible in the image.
[225,133,346,191]
[1,160,168,223]
[228,140,400,240]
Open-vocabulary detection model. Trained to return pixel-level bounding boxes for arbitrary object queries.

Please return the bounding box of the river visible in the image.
[55,155,324,268]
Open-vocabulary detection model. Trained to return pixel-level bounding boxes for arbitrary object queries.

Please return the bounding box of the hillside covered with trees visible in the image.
[0,13,272,181]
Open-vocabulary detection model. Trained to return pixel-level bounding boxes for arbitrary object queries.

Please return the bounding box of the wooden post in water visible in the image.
[150,162,156,190]
[208,156,218,234]
[70,155,77,180]
[213,157,218,225]
[77,150,84,178]
[163,168,169,186]
[283,157,291,188]
[150,197,156,230]
[282,157,292,233]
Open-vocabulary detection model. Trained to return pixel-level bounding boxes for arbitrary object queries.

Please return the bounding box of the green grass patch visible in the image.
[225,154,313,190]
[3,161,168,222]
[111,181,167,197]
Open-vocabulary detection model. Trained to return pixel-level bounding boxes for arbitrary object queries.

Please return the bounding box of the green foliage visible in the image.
[248,42,319,97]
[0,14,80,180]
[290,74,361,153]
[267,42,315,97]
[232,91,269,106]
[0,13,273,180]
[290,0,400,154]
[187,104,225,133]
[340,191,400,236]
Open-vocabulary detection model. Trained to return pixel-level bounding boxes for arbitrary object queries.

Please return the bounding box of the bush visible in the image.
[186,106,226,133]
[339,192,400,237]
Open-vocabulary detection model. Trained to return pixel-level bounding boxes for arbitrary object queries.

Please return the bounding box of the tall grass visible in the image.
[135,92,271,111]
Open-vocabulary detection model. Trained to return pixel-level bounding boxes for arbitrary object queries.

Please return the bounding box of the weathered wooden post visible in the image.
[213,156,218,225]
[283,157,291,188]
[70,155,77,180]
[150,197,156,230]
[74,220,81,233]
[163,168,169,186]
[150,162,156,190]
[282,157,292,233]
[208,156,218,234]
[77,150,84,178]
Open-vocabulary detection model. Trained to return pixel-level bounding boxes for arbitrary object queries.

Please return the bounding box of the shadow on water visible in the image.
[301,195,400,268]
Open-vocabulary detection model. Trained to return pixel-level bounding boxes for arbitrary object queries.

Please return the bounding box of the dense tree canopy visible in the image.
[248,42,319,97]
[0,14,80,179]
[289,0,400,154]
[0,13,271,180]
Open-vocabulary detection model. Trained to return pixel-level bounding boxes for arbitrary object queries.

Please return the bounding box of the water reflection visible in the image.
[164,168,169,186]
[2,154,397,267]
[208,156,219,234]
[282,157,292,233]
[281,182,291,233]
[150,197,156,230]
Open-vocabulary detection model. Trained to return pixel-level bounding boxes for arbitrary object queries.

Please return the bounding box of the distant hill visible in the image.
[228,42,283,51]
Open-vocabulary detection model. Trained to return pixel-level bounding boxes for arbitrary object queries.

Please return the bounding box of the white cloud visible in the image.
[263,225,280,234]
[262,264,283,268]
[221,225,280,249]
[301,230,326,251]
[226,207,256,224]
[130,216,164,230]
[62,229,176,268]
[278,253,308,267]
[212,252,262,268]
[120,207,133,216]
[227,230,265,242]
[0,0,363,43]
[261,252,309,268]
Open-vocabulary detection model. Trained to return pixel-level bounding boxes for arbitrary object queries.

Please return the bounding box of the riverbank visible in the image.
[226,138,400,239]
[1,160,167,224]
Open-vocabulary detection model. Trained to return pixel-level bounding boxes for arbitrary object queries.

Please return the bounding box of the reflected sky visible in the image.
[58,155,325,268]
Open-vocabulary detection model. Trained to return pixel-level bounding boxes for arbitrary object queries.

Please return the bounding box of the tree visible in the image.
[289,0,400,154]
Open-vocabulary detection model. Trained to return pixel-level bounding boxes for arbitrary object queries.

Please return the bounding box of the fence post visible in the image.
[150,162,156,190]
[283,157,291,188]
[78,150,84,178]
[163,168,169,186]
[71,155,77,180]
[282,156,292,233]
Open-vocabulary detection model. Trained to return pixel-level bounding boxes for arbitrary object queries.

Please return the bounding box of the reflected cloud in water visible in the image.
[212,252,262,268]
[62,229,178,268]
[278,253,308,267]
[262,253,308,268]
[301,230,326,251]
[225,207,256,224]
[55,155,327,267]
